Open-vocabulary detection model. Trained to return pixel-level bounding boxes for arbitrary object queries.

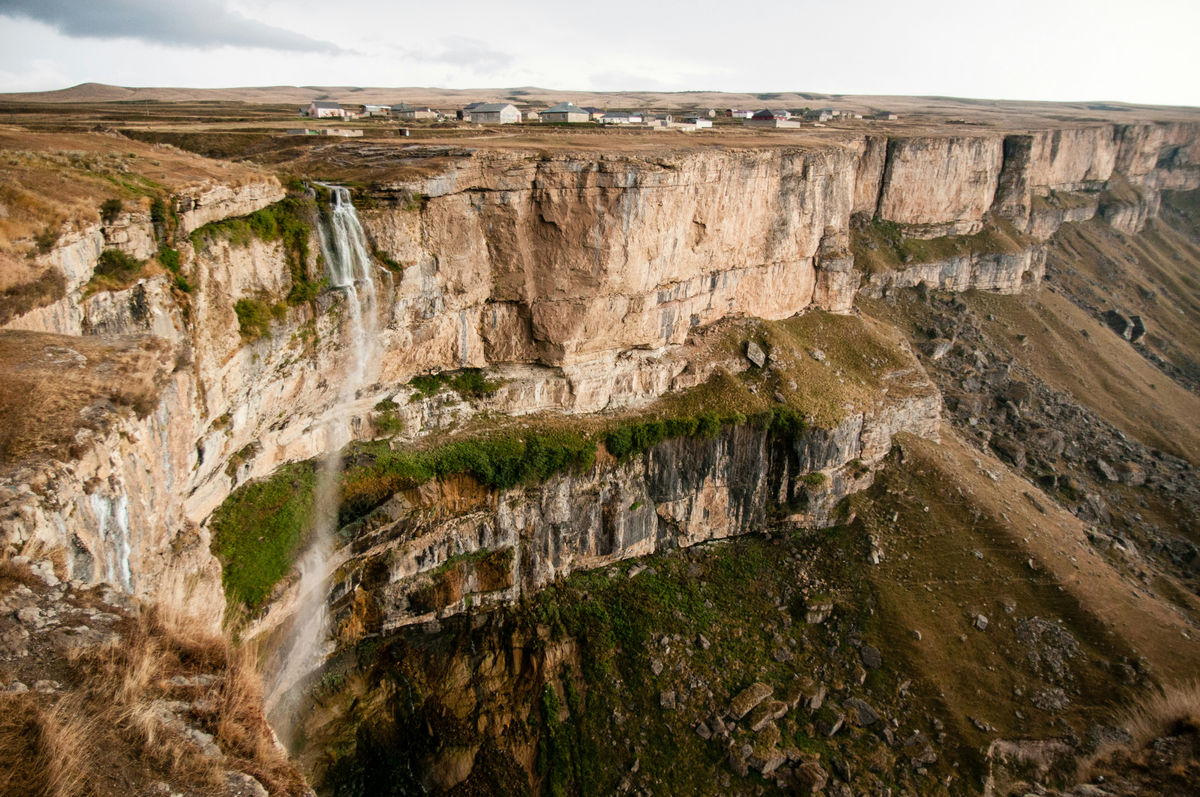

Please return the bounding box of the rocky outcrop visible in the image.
[859,246,1046,298]
[174,177,285,235]
[873,136,1004,236]
[300,384,940,641]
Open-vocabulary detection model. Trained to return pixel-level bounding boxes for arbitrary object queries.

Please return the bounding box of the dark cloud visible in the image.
[0,0,344,53]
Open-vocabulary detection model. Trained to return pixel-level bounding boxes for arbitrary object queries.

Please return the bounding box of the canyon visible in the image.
[1,102,1200,796]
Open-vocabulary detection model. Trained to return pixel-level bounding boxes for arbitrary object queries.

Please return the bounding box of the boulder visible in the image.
[843,697,881,726]
[746,341,767,368]
[729,682,773,719]
[794,762,829,793]
[747,699,789,732]
[1102,310,1133,339]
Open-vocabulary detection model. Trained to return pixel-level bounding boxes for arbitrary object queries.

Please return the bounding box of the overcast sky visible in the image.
[0,0,1197,105]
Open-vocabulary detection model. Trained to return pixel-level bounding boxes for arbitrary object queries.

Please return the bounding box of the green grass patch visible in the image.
[209,460,317,611]
[449,369,501,398]
[339,429,598,524]
[155,244,192,293]
[408,372,449,399]
[372,398,404,437]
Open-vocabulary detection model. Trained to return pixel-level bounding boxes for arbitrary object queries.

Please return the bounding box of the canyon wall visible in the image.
[1,120,1198,628]
[313,387,940,642]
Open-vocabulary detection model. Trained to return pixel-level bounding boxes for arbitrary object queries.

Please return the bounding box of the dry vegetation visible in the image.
[851,214,1033,274]
[0,603,306,796]
[0,129,267,258]
[0,330,174,468]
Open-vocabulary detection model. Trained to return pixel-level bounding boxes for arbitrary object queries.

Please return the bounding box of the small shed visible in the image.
[393,103,437,120]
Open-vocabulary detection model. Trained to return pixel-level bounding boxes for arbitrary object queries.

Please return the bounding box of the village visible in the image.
[290,98,899,136]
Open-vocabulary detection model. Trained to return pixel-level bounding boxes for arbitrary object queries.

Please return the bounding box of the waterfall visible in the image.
[266,185,379,742]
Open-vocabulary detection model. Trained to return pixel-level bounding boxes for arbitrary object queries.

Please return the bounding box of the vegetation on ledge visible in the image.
[209,310,930,614]
[851,214,1032,274]
[190,196,324,305]
[209,460,317,611]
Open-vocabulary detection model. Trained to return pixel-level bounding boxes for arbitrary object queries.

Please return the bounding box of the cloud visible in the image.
[0,0,343,53]
[423,37,513,73]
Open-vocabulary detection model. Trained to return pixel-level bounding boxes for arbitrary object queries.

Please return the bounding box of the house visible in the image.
[392,103,438,120]
[642,114,676,129]
[468,102,521,124]
[804,108,834,122]
[600,112,643,124]
[359,104,390,117]
[582,106,605,121]
[539,102,590,123]
[683,116,713,129]
[745,109,801,128]
[874,111,898,120]
[525,110,540,121]
[305,100,346,119]
[728,109,754,119]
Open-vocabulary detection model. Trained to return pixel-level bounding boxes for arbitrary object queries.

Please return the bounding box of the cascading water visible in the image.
[266,186,380,742]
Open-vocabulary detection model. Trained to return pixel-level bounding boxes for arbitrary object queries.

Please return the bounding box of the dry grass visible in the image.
[0,600,310,796]
[67,605,307,795]
[0,694,96,796]
[964,288,1200,465]
[1074,681,1200,788]
[1124,681,1200,748]
[0,330,175,469]
[851,214,1033,275]
[0,130,269,258]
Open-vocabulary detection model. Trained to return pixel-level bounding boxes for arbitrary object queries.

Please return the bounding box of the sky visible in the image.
[0,0,1197,105]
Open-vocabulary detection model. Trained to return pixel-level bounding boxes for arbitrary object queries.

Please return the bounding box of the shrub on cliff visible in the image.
[210,461,317,610]
[234,297,275,341]
[85,248,145,293]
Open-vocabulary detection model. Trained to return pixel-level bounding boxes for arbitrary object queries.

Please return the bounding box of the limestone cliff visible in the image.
[1,119,1198,635]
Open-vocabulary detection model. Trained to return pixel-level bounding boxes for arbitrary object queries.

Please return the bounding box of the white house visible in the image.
[306,101,346,119]
[469,103,521,124]
[360,104,390,117]
[683,116,713,129]
[600,112,643,124]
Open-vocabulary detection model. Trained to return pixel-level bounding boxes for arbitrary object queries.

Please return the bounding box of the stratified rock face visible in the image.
[874,137,1004,235]
[363,147,859,368]
[313,387,940,639]
[174,178,286,235]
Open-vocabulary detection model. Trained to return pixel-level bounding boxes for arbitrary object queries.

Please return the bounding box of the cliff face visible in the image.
[299,387,940,647]
[1,120,1198,632]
